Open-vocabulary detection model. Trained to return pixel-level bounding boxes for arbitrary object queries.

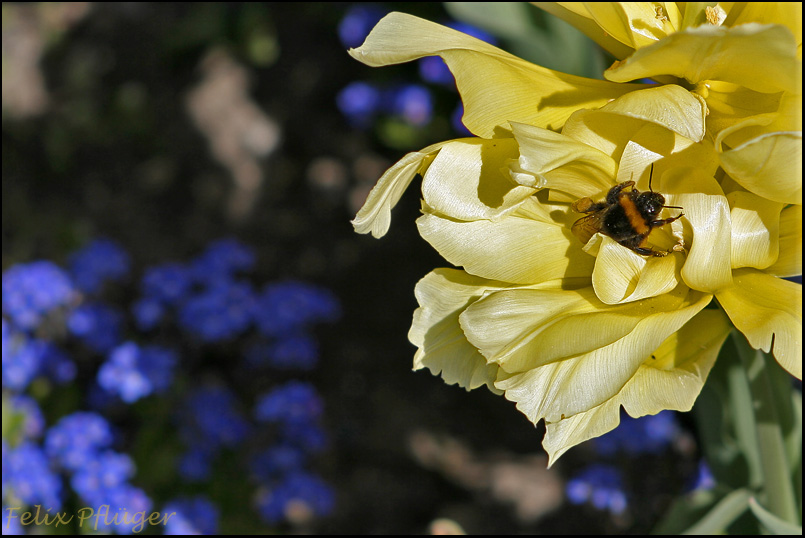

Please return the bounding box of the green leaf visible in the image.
[733,332,800,525]
[443,2,606,78]
[651,487,723,534]
[693,334,752,488]
[681,488,752,534]
[748,497,803,535]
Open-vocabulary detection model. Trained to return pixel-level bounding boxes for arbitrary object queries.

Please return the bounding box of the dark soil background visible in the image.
[2,3,697,534]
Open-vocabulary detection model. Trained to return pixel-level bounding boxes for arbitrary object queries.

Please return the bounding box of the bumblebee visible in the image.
[570,164,684,257]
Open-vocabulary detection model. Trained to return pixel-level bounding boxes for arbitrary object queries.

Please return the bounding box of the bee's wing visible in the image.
[571,212,604,245]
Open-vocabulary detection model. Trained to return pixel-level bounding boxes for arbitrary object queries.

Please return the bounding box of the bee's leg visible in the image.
[633,246,669,257]
[606,181,635,205]
[650,213,684,227]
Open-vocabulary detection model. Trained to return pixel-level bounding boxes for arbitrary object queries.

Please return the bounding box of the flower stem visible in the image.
[731,331,799,526]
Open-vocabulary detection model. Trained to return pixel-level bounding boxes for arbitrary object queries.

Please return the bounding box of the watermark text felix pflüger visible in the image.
[4,504,177,533]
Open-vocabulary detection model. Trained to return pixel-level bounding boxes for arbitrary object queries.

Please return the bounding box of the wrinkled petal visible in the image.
[663,168,733,292]
[460,283,694,373]
[597,84,707,142]
[349,12,643,137]
[728,191,784,269]
[716,269,802,379]
[620,308,731,413]
[493,287,712,423]
[767,204,802,277]
[352,141,447,237]
[617,136,720,194]
[417,197,594,284]
[542,308,730,464]
[704,81,796,141]
[463,286,644,372]
[510,122,616,196]
[542,398,621,467]
[421,137,535,221]
[605,23,801,94]
[592,240,683,304]
[409,269,504,392]
[561,106,719,183]
[579,2,675,49]
[727,3,802,55]
[533,2,682,59]
[717,130,802,205]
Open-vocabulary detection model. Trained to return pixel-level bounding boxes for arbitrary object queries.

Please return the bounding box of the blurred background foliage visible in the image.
[3,3,715,534]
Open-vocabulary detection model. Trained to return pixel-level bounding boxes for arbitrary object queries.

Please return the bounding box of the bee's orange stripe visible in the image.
[620,196,649,235]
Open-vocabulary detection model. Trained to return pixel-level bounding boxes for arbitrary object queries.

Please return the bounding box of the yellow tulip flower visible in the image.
[349,10,801,464]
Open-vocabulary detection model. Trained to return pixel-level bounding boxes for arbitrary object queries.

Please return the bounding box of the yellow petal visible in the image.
[349,12,642,137]
[542,308,730,465]
[704,81,792,141]
[727,191,784,269]
[604,23,801,94]
[416,197,594,284]
[421,137,535,221]
[617,134,720,192]
[462,286,639,372]
[561,107,718,182]
[766,204,802,277]
[716,269,802,379]
[621,309,731,414]
[461,283,695,373]
[597,85,707,142]
[533,2,682,59]
[591,240,683,304]
[543,398,621,466]
[409,269,503,392]
[493,287,712,423]
[662,167,734,292]
[717,131,803,205]
[728,3,802,58]
[352,141,447,238]
[510,122,616,197]
[581,2,673,49]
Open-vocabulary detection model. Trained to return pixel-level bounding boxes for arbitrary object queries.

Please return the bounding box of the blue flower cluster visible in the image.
[564,411,684,517]
[2,261,75,330]
[170,380,335,525]
[4,440,63,512]
[3,409,149,534]
[130,239,339,355]
[337,81,435,129]
[97,342,177,403]
[48,413,151,534]
[688,460,716,492]
[163,496,219,535]
[67,238,131,294]
[565,464,628,516]
[2,237,340,533]
[253,382,334,523]
[336,5,497,135]
[592,411,681,457]
[256,471,335,525]
[3,322,76,390]
[176,384,252,481]
[68,302,125,353]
